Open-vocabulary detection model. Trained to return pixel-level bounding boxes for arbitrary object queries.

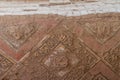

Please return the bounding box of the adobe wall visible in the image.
[0,0,120,80]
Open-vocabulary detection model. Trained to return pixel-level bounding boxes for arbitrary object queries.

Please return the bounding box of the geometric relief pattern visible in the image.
[39,26,98,79]
[42,44,79,77]
[104,44,120,76]
[81,60,119,80]
[0,16,59,61]
[0,24,38,49]
[92,73,109,80]
[39,35,60,55]
[1,13,120,80]
[85,20,120,44]
[83,18,120,77]
[0,53,14,78]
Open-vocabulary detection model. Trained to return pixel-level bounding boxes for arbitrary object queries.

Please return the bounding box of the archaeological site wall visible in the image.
[0,0,120,80]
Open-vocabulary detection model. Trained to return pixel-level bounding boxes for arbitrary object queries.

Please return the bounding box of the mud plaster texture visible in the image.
[0,13,119,80]
[0,0,120,80]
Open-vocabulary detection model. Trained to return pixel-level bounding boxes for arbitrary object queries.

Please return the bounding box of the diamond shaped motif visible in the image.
[43,44,79,77]
[85,20,120,44]
[39,27,98,78]
[0,23,38,49]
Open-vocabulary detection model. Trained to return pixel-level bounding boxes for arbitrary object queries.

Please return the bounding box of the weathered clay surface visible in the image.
[0,13,119,80]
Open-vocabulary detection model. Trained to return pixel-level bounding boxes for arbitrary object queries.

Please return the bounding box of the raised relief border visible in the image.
[0,50,14,79]
[104,43,120,76]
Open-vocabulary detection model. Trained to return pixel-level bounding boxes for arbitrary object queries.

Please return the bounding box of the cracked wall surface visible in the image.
[0,0,120,80]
